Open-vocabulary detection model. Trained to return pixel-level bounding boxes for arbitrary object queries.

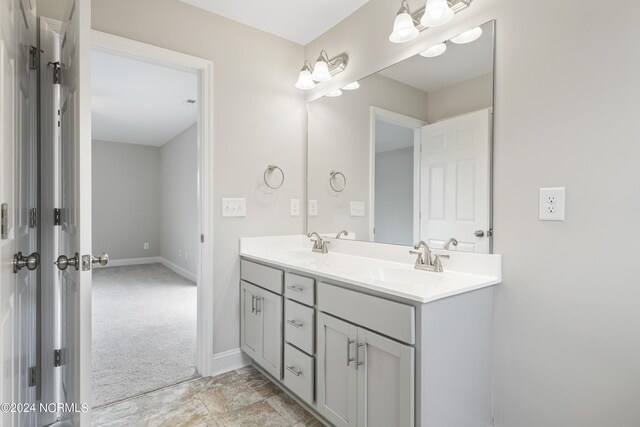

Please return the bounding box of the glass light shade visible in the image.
[295,68,316,90]
[420,0,454,28]
[389,12,419,43]
[419,43,447,58]
[450,26,483,44]
[326,89,343,97]
[311,59,332,82]
[343,81,360,90]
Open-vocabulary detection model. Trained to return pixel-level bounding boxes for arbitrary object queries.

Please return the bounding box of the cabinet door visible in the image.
[318,313,358,427]
[256,286,283,379]
[356,328,415,427]
[240,281,261,360]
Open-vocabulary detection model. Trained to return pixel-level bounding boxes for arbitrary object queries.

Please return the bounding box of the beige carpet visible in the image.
[92,263,198,407]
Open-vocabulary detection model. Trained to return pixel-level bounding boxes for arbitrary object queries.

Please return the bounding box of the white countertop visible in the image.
[240,235,502,304]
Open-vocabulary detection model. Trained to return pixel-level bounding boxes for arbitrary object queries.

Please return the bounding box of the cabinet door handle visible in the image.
[286,365,302,376]
[347,338,355,366]
[251,295,255,314]
[287,320,303,328]
[286,285,303,293]
[356,343,364,370]
[256,297,262,314]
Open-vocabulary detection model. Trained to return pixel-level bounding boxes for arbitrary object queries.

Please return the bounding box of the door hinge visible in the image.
[29,208,37,228]
[28,366,37,387]
[54,349,62,367]
[1,203,7,239]
[53,208,61,226]
[48,61,62,85]
[200,234,204,243]
[29,45,40,71]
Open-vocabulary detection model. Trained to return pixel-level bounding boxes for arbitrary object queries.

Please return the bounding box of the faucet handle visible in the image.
[432,254,450,272]
[409,250,424,264]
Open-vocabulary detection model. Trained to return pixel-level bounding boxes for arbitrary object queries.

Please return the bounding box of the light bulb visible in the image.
[295,66,316,90]
[311,57,332,82]
[420,0,454,28]
[419,43,447,58]
[343,81,360,90]
[389,10,418,43]
[326,89,342,98]
[450,27,483,44]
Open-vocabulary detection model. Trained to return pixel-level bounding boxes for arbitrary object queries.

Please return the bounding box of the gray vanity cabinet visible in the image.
[240,280,283,379]
[317,312,415,427]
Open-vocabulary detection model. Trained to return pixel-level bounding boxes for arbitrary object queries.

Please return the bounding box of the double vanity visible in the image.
[239,235,501,427]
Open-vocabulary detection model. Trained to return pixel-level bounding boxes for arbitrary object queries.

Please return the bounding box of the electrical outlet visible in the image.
[290,199,300,216]
[222,198,247,217]
[539,187,565,221]
[178,249,182,257]
[308,200,318,216]
[350,201,365,217]
[143,242,149,250]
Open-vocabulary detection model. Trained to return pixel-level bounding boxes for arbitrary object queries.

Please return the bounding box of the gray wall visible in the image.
[160,124,198,276]
[36,0,308,356]
[92,140,161,259]
[306,0,640,425]
[427,72,493,123]
[374,147,413,245]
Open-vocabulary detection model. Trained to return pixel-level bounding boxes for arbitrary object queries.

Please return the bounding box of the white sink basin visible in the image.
[361,267,444,286]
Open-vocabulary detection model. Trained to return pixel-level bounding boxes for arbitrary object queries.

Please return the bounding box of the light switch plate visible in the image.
[308,200,318,216]
[222,198,246,217]
[351,201,365,217]
[290,199,300,216]
[539,187,565,221]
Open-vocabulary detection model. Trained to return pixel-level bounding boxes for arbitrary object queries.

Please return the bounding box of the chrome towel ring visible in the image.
[264,165,285,189]
[329,170,346,192]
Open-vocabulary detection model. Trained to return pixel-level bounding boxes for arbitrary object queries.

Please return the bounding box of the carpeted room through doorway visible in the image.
[92,263,198,407]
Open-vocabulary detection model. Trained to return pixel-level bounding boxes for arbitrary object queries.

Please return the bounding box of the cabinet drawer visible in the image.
[284,344,314,406]
[284,272,315,306]
[241,259,284,295]
[285,299,315,355]
[318,282,415,345]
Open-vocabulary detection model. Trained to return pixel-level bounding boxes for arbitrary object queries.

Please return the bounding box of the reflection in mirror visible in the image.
[307,21,494,253]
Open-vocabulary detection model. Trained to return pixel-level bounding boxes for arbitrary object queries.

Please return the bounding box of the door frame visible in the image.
[91,30,215,376]
[369,107,426,243]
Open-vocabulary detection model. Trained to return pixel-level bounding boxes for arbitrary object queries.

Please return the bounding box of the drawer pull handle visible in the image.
[356,343,364,370]
[286,365,302,376]
[287,320,303,328]
[286,285,304,293]
[347,339,355,366]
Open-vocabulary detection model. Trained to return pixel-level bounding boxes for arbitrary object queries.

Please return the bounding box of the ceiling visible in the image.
[91,49,197,147]
[375,120,415,153]
[178,0,370,45]
[379,22,493,93]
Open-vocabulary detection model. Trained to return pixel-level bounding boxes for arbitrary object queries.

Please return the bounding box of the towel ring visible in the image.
[264,165,285,189]
[329,170,346,192]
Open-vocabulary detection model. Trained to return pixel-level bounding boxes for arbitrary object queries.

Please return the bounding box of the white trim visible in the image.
[369,107,427,243]
[210,349,251,377]
[159,257,197,283]
[106,257,162,267]
[91,30,216,377]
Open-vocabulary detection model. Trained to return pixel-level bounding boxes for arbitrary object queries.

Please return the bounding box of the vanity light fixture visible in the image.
[450,26,483,44]
[295,50,349,90]
[389,0,474,44]
[295,61,316,90]
[342,81,360,90]
[419,42,447,57]
[326,89,343,98]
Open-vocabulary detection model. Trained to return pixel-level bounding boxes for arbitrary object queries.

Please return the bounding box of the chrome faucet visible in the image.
[443,238,458,250]
[409,240,448,273]
[335,230,349,239]
[308,232,330,254]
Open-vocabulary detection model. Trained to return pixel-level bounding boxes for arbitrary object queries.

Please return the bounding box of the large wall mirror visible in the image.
[307,20,495,253]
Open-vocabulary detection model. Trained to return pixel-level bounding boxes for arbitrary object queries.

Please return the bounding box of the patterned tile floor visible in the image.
[92,366,324,427]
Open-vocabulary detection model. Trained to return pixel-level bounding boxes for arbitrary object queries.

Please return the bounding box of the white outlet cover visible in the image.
[308,200,318,216]
[351,201,366,217]
[539,187,565,221]
[143,242,149,250]
[222,198,247,217]
[290,199,300,216]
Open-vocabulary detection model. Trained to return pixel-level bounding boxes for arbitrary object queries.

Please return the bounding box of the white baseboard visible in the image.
[208,348,250,377]
[159,257,197,283]
[107,257,162,267]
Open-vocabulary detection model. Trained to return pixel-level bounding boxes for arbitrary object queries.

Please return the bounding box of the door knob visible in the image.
[91,253,109,267]
[13,252,40,273]
[474,230,485,238]
[54,253,79,271]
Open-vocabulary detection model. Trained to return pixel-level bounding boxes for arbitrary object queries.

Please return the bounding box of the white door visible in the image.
[420,109,491,253]
[356,328,414,427]
[55,0,92,423]
[317,313,358,427]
